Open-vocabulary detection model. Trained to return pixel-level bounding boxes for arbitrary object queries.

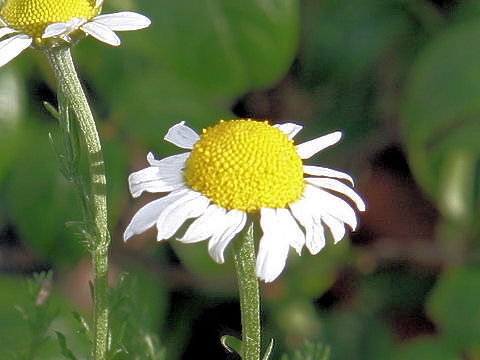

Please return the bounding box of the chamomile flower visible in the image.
[124,120,366,282]
[0,0,151,67]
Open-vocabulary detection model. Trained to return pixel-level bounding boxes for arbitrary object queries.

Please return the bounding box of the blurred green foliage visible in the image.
[3,0,480,359]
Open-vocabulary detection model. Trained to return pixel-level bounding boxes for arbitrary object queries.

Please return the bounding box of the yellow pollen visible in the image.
[184,119,305,212]
[1,0,100,39]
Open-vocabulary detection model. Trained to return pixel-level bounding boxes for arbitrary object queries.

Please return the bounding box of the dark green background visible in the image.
[1,0,480,359]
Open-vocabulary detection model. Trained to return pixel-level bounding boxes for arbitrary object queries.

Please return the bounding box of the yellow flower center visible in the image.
[1,0,100,39]
[184,119,305,212]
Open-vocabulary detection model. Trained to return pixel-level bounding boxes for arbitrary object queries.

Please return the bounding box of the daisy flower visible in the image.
[0,0,151,67]
[124,120,366,282]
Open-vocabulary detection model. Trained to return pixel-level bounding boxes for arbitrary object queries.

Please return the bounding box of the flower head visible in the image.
[124,120,366,282]
[0,0,151,66]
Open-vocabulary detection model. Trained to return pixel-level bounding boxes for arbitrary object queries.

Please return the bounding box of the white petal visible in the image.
[276,208,305,254]
[0,27,17,40]
[43,18,86,38]
[93,12,151,31]
[306,177,366,211]
[303,165,354,186]
[296,131,342,159]
[81,21,121,46]
[289,198,326,255]
[128,163,185,198]
[322,214,346,243]
[208,209,247,264]
[179,204,226,243]
[123,193,184,242]
[274,123,302,139]
[156,190,210,240]
[304,184,358,230]
[146,151,189,170]
[0,34,32,67]
[256,208,290,282]
[164,121,200,149]
[43,22,69,38]
[95,0,104,7]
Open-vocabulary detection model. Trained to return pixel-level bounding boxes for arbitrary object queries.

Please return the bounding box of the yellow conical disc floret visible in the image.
[1,0,100,39]
[184,119,305,212]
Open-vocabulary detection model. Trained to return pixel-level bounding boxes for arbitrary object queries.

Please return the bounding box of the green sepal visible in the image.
[220,335,243,357]
[262,339,275,360]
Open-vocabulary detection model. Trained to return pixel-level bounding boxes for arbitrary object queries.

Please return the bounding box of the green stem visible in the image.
[44,46,109,360]
[232,222,261,360]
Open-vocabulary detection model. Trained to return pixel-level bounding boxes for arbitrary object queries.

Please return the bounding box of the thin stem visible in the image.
[231,222,261,360]
[44,46,109,360]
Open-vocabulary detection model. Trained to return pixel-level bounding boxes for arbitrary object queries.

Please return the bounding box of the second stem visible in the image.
[44,46,109,360]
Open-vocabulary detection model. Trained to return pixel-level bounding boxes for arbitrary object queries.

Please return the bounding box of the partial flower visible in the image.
[124,120,366,282]
[0,0,151,67]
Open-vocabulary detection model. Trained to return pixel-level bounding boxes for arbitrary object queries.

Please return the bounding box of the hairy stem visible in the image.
[232,222,261,360]
[45,46,109,360]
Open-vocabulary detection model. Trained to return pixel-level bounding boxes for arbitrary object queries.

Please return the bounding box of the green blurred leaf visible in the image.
[148,0,300,98]
[0,274,90,359]
[108,271,168,360]
[281,341,330,360]
[73,0,300,147]
[300,0,410,85]
[453,0,480,24]
[4,123,85,265]
[102,138,129,229]
[0,68,25,185]
[0,67,24,128]
[274,299,322,344]
[169,239,236,288]
[284,238,349,299]
[393,337,460,360]
[426,266,480,351]
[402,20,480,226]
[322,310,393,360]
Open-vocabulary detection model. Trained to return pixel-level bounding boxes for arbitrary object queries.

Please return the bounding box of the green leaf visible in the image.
[56,332,78,360]
[401,20,480,226]
[262,339,275,360]
[220,335,242,357]
[426,266,480,351]
[43,101,60,121]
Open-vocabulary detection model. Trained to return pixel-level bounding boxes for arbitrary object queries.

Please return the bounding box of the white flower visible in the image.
[0,0,151,67]
[124,120,366,282]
